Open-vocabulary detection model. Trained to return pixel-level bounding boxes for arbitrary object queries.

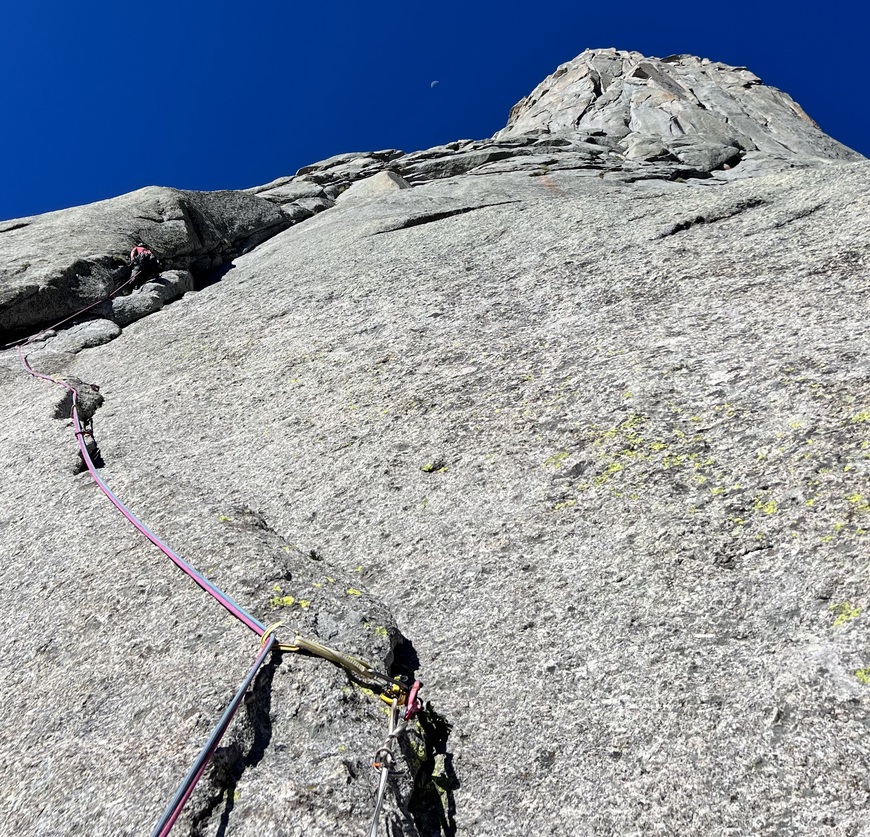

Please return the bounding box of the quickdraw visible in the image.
[262,620,423,712]
[262,623,425,836]
[368,681,423,837]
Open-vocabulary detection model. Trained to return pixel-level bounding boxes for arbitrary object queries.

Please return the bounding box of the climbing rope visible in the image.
[18,349,267,636]
[4,269,140,351]
[16,283,424,835]
[150,633,276,837]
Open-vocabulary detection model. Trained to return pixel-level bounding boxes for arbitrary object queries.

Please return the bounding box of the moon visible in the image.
[430,80,439,89]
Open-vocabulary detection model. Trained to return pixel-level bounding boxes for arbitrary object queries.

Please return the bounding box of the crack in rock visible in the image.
[655,197,769,238]
[373,201,522,235]
[188,658,278,837]
[52,376,105,473]
[769,201,828,230]
[405,703,458,837]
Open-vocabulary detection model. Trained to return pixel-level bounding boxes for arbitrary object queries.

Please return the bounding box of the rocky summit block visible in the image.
[2,49,864,345]
[497,48,862,171]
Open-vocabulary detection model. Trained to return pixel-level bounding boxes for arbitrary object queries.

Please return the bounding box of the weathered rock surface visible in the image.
[2,51,862,345]
[497,48,862,165]
[1,49,869,837]
[94,269,196,328]
[336,171,411,204]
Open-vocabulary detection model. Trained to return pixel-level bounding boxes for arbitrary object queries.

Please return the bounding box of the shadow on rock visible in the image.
[405,702,459,837]
[196,261,236,291]
[390,635,421,687]
[53,377,106,473]
[190,652,279,837]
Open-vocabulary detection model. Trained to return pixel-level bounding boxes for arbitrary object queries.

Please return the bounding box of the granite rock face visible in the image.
[497,48,862,166]
[2,51,861,343]
[0,188,289,339]
[336,170,412,204]
[1,49,869,837]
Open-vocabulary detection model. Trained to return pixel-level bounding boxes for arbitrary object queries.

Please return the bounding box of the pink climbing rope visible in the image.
[15,283,420,835]
[15,285,274,834]
[16,345,266,636]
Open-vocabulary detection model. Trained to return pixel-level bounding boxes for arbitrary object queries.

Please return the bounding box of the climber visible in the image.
[129,242,158,284]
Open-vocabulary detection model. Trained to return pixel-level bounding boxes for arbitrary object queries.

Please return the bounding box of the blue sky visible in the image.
[1,1,866,221]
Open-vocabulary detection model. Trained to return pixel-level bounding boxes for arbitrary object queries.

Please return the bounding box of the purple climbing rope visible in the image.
[17,346,266,636]
[16,292,276,835]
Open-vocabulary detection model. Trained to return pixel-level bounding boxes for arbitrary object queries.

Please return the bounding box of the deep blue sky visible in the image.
[2,2,866,221]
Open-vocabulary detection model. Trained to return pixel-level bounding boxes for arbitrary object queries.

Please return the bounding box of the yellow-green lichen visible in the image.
[753,497,778,515]
[593,461,623,487]
[830,602,861,628]
[847,493,870,513]
[543,451,570,469]
[421,461,448,473]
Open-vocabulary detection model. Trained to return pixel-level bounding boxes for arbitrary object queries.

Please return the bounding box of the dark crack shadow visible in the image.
[189,651,279,837]
[0,221,30,234]
[372,201,521,236]
[53,379,106,473]
[404,702,459,837]
[769,201,827,230]
[73,439,104,474]
[655,196,768,239]
[389,635,421,686]
[195,261,236,291]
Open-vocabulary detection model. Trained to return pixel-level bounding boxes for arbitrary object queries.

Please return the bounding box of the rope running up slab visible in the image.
[15,283,272,833]
[16,282,421,835]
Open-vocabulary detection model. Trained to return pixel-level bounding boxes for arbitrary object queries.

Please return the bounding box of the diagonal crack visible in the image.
[655,197,768,239]
[188,656,278,837]
[768,201,827,230]
[372,201,521,235]
[0,222,30,234]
